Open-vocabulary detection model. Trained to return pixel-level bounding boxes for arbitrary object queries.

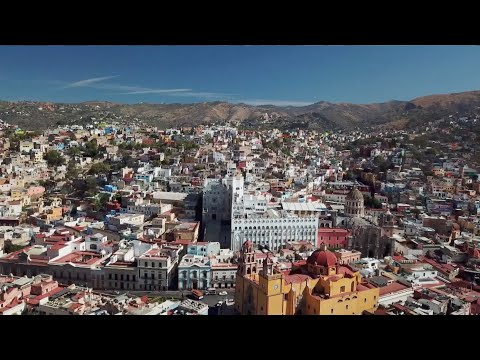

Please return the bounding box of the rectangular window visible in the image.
[340,286,345,292]
[152,262,155,268]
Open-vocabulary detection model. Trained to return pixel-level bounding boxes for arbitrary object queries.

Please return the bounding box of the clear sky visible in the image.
[0,45,479,106]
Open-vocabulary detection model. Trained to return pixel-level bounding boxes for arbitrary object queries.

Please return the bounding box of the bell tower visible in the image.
[380,209,395,238]
[235,240,258,314]
[237,240,257,276]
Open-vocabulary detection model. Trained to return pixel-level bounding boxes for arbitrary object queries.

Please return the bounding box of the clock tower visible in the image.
[258,254,283,314]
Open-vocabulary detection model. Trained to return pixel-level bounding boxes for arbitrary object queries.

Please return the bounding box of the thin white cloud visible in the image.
[236,99,314,107]
[120,88,193,94]
[167,92,236,99]
[63,78,192,94]
[65,75,119,88]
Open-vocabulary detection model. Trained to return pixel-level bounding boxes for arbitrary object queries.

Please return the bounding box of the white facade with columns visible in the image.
[231,212,318,252]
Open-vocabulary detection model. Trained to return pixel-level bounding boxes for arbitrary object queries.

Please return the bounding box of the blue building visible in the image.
[103,184,118,192]
[177,254,211,290]
[134,174,154,183]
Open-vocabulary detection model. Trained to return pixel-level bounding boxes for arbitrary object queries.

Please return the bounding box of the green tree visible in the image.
[4,243,27,253]
[88,162,111,175]
[66,161,80,180]
[38,179,56,190]
[83,139,99,158]
[84,177,99,195]
[364,196,382,209]
[66,146,82,157]
[44,150,65,167]
[93,193,111,211]
[151,160,163,168]
[373,156,392,173]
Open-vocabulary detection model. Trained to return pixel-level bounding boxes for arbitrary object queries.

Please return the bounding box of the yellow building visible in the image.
[235,241,379,315]
[10,189,23,201]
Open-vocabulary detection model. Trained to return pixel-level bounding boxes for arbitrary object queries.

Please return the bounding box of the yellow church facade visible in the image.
[235,241,379,315]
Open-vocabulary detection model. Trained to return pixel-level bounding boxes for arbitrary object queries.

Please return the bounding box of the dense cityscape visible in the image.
[0,101,480,315]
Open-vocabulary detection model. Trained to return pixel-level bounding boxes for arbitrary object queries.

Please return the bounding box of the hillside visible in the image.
[1,90,480,131]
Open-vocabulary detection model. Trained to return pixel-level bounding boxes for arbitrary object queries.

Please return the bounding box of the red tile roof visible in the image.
[284,274,311,285]
[378,282,409,296]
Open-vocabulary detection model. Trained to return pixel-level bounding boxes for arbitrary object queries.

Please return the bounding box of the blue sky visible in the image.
[0,45,479,106]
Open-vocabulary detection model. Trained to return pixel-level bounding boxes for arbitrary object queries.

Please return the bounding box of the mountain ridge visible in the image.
[1,90,480,131]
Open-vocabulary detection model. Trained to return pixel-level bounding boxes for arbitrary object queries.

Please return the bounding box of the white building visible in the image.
[127,200,172,217]
[85,233,114,254]
[404,265,439,287]
[137,244,181,291]
[108,214,145,228]
[231,210,318,252]
[212,151,225,163]
[211,263,237,289]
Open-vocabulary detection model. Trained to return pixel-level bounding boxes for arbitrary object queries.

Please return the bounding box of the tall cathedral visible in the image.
[342,186,395,259]
[234,241,379,315]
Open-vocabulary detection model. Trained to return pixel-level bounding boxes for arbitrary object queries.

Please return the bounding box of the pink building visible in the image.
[27,186,45,198]
[317,228,350,249]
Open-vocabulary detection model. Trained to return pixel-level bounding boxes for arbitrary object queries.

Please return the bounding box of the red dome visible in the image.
[307,249,337,267]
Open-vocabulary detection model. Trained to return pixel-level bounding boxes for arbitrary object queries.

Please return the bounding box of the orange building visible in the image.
[235,241,379,315]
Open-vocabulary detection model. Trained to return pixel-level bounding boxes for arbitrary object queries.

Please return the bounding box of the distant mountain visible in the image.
[1,90,480,131]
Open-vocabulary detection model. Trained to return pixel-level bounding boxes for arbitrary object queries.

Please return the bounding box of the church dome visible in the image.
[346,187,364,201]
[242,240,253,247]
[307,249,338,267]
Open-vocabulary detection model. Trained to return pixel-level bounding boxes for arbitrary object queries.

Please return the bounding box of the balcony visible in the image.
[211,279,235,284]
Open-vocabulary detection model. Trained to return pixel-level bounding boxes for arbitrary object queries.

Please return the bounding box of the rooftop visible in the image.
[51,251,105,266]
[281,202,327,212]
[378,281,410,296]
[140,248,169,260]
